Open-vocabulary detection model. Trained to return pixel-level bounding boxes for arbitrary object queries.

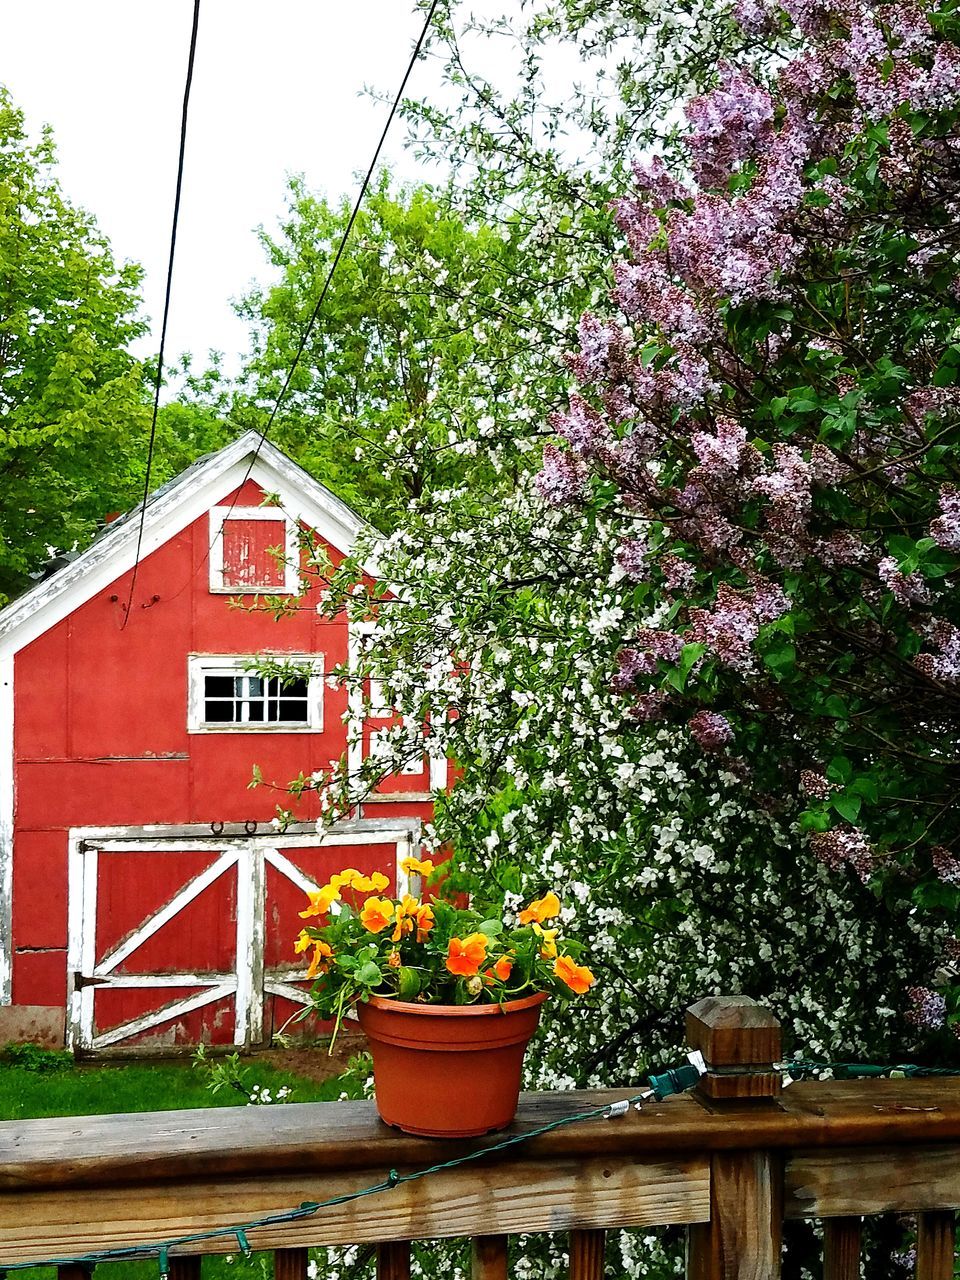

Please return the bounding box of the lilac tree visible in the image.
[542,0,960,1028]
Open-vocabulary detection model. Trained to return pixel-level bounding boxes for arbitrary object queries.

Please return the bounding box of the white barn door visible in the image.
[67,823,418,1053]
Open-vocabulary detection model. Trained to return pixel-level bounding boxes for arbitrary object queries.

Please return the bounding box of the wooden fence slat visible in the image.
[273,1247,309,1280]
[569,1229,604,1280]
[687,1150,782,1280]
[823,1218,860,1280]
[377,1240,411,1280]
[915,1211,955,1280]
[472,1234,508,1279]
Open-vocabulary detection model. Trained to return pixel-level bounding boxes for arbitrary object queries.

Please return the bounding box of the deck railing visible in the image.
[2,995,960,1278]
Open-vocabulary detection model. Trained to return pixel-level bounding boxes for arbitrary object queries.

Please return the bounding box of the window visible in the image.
[208,506,300,594]
[188,655,323,733]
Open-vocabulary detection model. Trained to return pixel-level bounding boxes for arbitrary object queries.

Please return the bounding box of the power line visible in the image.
[214,0,441,528]
[121,0,202,629]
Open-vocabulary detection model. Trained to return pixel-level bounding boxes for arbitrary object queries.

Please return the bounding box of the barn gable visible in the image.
[0,433,433,1048]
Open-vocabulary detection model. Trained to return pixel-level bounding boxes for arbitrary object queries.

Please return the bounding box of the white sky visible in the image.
[1,1,445,379]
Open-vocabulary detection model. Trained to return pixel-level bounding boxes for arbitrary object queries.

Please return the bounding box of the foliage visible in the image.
[228,175,589,532]
[0,86,150,603]
[298,863,595,1043]
[534,0,960,1035]
[0,1041,71,1072]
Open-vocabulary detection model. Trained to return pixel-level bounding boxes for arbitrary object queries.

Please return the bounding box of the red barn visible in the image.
[0,431,443,1053]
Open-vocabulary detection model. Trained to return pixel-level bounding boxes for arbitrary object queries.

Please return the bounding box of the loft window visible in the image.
[208,506,299,594]
[188,655,323,733]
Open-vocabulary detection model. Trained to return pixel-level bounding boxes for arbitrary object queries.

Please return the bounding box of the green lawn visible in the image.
[1,1046,365,1280]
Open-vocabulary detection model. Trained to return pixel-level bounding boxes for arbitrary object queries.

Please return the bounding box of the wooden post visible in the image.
[915,1211,955,1280]
[569,1229,605,1279]
[377,1241,411,1279]
[685,996,783,1280]
[168,1260,201,1280]
[471,1235,508,1279]
[273,1248,309,1280]
[823,1219,861,1280]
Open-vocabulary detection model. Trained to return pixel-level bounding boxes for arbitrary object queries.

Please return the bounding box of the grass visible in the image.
[1,1045,366,1280]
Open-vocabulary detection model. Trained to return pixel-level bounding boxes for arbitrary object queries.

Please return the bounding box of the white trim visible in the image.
[94,849,238,976]
[234,845,265,1047]
[208,505,300,595]
[66,835,85,1048]
[91,982,237,1050]
[0,653,12,1003]
[0,431,380,660]
[263,978,313,1006]
[186,653,324,734]
[264,847,322,898]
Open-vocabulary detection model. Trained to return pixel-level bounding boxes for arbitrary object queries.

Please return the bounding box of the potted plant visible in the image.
[296,859,596,1137]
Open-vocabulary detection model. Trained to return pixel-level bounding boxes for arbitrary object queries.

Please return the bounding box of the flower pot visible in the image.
[357,991,548,1137]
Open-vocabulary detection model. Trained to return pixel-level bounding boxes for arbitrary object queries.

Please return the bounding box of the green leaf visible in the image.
[832,793,862,822]
[478,918,504,937]
[356,960,382,986]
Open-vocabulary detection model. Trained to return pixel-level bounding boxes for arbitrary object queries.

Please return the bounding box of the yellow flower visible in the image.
[360,896,395,933]
[554,954,595,995]
[334,867,362,887]
[391,893,419,942]
[401,856,435,876]
[533,923,558,959]
[305,941,333,980]
[299,881,341,919]
[518,891,561,925]
[294,930,313,955]
[351,871,390,894]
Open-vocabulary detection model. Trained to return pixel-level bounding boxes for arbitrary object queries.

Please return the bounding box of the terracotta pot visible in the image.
[356,991,548,1137]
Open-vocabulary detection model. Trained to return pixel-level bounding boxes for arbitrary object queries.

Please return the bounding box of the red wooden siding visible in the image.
[9,477,430,1021]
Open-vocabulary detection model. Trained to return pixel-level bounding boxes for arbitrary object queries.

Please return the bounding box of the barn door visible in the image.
[67,826,417,1053]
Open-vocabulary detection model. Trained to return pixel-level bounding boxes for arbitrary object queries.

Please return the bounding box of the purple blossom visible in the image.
[814,530,869,566]
[660,554,696,592]
[809,442,850,487]
[800,769,835,800]
[685,63,775,190]
[691,417,749,481]
[629,154,690,205]
[930,485,960,553]
[534,445,588,507]
[906,985,947,1029]
[549,395,610,460]
[616,538,650,580]
[905,385,960,423]
[611,258,712,344]
[877,555,931,606]
[634,627,685,663]
[915,618,960,683]
[686,582,786,671]
[688,709,734,751]
[611,647,658,692]
[732,0,774,34]
[933,846,960,886]
[629,691,669,722]
[567,313,631,385]
[810,828,875,883]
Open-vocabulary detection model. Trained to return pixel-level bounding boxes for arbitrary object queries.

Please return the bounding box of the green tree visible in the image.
[0,87,149,603]
[230,174,597,529]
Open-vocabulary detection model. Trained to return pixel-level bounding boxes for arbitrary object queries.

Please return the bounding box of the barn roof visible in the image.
[0,429,379,656]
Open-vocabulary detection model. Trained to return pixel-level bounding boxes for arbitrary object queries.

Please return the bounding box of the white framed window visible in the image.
[208,506,300,594]
[188,655,323,733]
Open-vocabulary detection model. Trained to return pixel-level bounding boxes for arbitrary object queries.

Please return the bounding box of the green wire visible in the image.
[2,1093,648,1276]
[783,1060,960,1079]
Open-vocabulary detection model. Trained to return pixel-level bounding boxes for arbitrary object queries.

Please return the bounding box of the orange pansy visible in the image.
[518,891,561,925]
[360,896,395,933]
[305,941,333,980]
[492,955,513,981]
[446,932,489,977]
[553,954,595,995]
[414,902,435,943]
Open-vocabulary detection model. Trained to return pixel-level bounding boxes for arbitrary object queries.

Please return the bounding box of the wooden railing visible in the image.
[2,995,960,1278]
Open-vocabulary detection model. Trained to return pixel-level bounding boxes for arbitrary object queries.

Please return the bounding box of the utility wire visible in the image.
[121,0,202,629]
[212,0,441,531]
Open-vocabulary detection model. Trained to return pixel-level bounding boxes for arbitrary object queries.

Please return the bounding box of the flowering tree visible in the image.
[535,0,960,1033]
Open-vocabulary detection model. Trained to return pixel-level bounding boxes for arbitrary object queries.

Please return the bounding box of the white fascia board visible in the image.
[0,434,380,659]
